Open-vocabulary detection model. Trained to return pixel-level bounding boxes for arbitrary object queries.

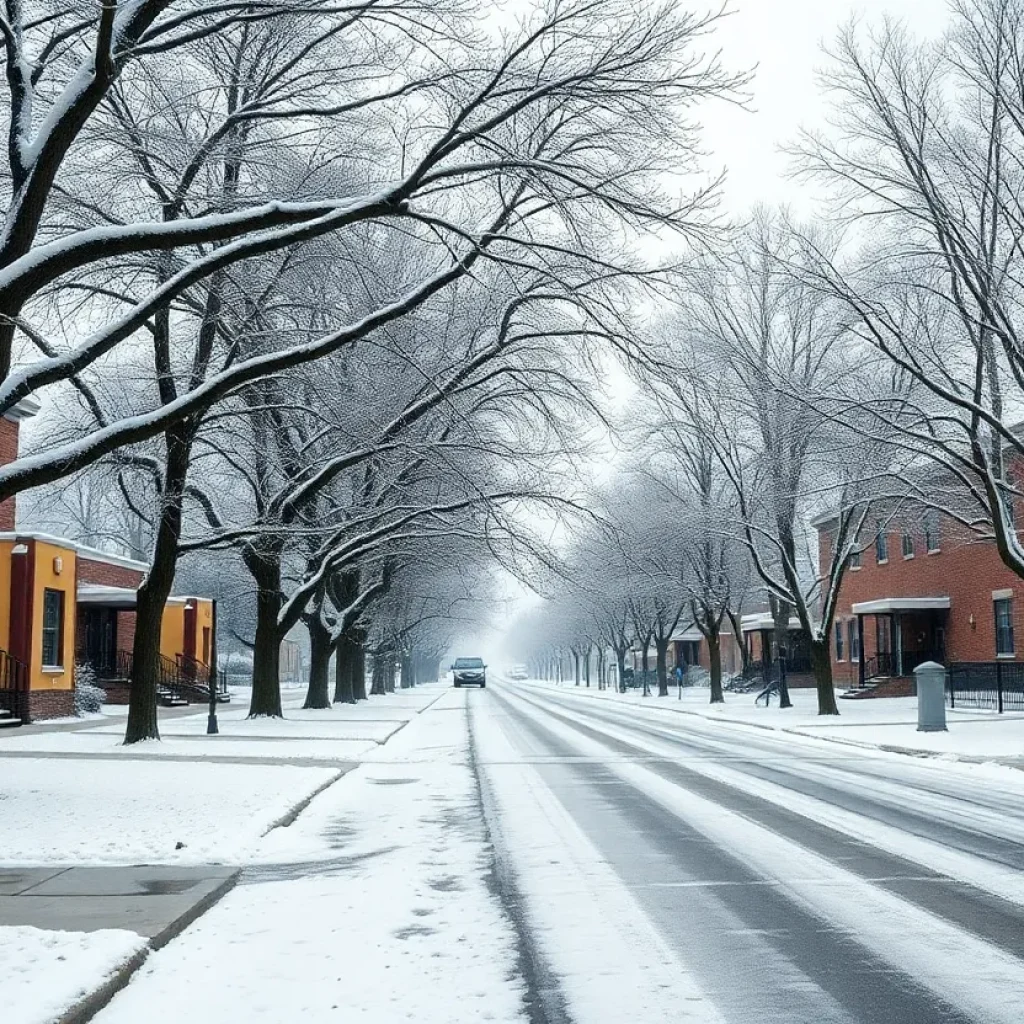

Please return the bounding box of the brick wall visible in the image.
[21,689,75,722]
[117,610,136,654]
[0,416,19,528]
[820,515,1024,685]
[78,557,145,588]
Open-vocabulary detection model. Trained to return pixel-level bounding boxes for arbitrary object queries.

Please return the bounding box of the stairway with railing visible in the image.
[95,650,230,706]
[0,646,28,721]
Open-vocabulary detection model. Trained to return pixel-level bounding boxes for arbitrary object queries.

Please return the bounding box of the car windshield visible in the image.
[454,658,484,668]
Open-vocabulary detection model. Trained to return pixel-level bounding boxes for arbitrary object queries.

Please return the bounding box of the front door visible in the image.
[85,608,116,677]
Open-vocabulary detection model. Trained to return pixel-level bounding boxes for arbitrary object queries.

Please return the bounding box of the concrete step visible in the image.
[0,709,22,727]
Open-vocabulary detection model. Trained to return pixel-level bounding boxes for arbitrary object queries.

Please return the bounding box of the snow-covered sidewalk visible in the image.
[525,680,1024,762]
[88,686,529,1024]
[3,926,145,1024]
[2,683,470,1024]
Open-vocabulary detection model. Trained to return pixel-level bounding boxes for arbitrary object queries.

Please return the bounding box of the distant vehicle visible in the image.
[452,657,486,688]
[507,664,529,680]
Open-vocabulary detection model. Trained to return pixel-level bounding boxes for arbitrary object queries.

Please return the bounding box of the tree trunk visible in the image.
[351,629,368,700]
[584,647,591,687]
[770,594,793,709]
[333,633,356,704]
[370,650,385,695]
[655,637,669,696]
[708,629,724,704]
[727,608,750,673]
[247,543,284,718]
[124,424,192,745]
[303,616,332,709]
[811,639,839,716]
[400,653,413,689]
[573,650,580,686]
[615,646,627,692]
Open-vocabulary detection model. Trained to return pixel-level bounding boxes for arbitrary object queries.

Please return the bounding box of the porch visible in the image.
[850,597,949,689]
[76,587,226,706]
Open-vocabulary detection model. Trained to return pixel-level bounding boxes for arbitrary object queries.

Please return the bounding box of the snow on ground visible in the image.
[529,680,1024,760]
[0,730,377,760]
[0,758,337,865]
[3,925,145,1024]
[91,685,529,1024]
[472,699,726,1024]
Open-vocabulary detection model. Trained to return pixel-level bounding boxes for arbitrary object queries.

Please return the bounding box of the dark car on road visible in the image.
[452,657,486,688]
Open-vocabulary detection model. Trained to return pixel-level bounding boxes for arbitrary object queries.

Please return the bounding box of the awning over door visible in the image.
[850,597,950,615]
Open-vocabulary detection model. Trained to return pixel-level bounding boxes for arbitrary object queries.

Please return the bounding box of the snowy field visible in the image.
[2,926,145,1024]
[90,685,530,1024]
[527,680,1024,760]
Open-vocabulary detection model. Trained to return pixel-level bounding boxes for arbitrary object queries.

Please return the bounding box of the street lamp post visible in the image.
[207,599,219,735]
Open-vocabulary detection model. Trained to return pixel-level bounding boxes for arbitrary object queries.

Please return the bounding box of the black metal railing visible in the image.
[95,650,229,705]
[0,646,28,716]
[948,662,1024,713]
[863,652,897,680]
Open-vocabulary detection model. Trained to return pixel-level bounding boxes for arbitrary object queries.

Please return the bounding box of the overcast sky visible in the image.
[706,0,951,214]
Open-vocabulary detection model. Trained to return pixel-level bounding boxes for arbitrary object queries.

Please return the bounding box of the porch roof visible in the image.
[851,596,950,615]
[77,585,188,608]
[739,613,807,633]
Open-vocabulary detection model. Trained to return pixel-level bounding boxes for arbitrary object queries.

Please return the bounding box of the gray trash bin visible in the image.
[914,661,947,732]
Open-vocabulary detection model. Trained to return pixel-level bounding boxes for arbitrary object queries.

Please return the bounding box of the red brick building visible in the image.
[817,508,1024,690]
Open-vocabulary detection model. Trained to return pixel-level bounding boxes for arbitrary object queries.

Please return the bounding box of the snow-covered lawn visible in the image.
[0,758,338,865]
[91,687,529,1024]
[3,925,145,1024]
[528,680,1024,760]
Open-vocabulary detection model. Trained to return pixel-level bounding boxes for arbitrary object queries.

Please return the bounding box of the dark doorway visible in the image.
[84,608,117,677]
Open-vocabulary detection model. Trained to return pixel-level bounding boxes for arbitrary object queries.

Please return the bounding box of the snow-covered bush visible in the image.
[74,664,106,716]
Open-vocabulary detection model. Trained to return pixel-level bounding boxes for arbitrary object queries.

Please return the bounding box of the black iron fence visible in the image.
[947,662,1024,713]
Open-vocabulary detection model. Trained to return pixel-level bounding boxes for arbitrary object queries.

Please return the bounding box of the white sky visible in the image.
[705,0,951,214]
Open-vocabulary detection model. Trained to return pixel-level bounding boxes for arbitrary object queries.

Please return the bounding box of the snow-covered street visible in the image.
[472,679,1024,1023]
[6,676,1016,1023]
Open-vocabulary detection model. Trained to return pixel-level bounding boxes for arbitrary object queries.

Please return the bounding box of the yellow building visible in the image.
[0,403,217,723]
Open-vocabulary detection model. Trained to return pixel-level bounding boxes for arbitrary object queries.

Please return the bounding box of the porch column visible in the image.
[857,614,865,688]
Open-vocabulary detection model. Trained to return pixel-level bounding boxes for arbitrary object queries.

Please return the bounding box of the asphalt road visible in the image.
[474,680,1024,1024]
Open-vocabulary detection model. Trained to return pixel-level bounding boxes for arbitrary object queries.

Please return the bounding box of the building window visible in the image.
[995,598,1015,656]
[41,589,64,667]
[848,541,861,569]
[835,622,845,661]
[848,619,860,662]
[924,511,940,552]
[902,528,914,558]
[875,522,889,563]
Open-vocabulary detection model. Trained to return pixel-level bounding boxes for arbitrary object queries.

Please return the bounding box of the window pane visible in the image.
[875,522,888,562]
[902,530,914,557]
[41,590,63,666]
[995,598,1015,655]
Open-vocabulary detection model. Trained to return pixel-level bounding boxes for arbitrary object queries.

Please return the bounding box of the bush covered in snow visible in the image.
[74,664,106,716]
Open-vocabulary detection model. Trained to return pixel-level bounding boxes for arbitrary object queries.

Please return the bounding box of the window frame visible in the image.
[901,528,914,558]
[875,521,889,564]
[924,511,940,553]
[848,619,860,663]
[995,597,1015,657]
[41,588,65,668]
[834,621,845,662]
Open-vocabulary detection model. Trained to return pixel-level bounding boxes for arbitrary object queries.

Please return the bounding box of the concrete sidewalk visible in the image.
[0,865,238,945]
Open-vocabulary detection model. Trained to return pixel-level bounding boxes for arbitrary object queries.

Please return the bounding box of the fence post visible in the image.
[997,660,1004,715]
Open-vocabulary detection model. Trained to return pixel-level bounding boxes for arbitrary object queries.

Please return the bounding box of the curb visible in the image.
[56,868,241,1024]
[262,770,348,834]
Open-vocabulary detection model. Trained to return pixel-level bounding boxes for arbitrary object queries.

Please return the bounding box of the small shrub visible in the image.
[74,663,106,716]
